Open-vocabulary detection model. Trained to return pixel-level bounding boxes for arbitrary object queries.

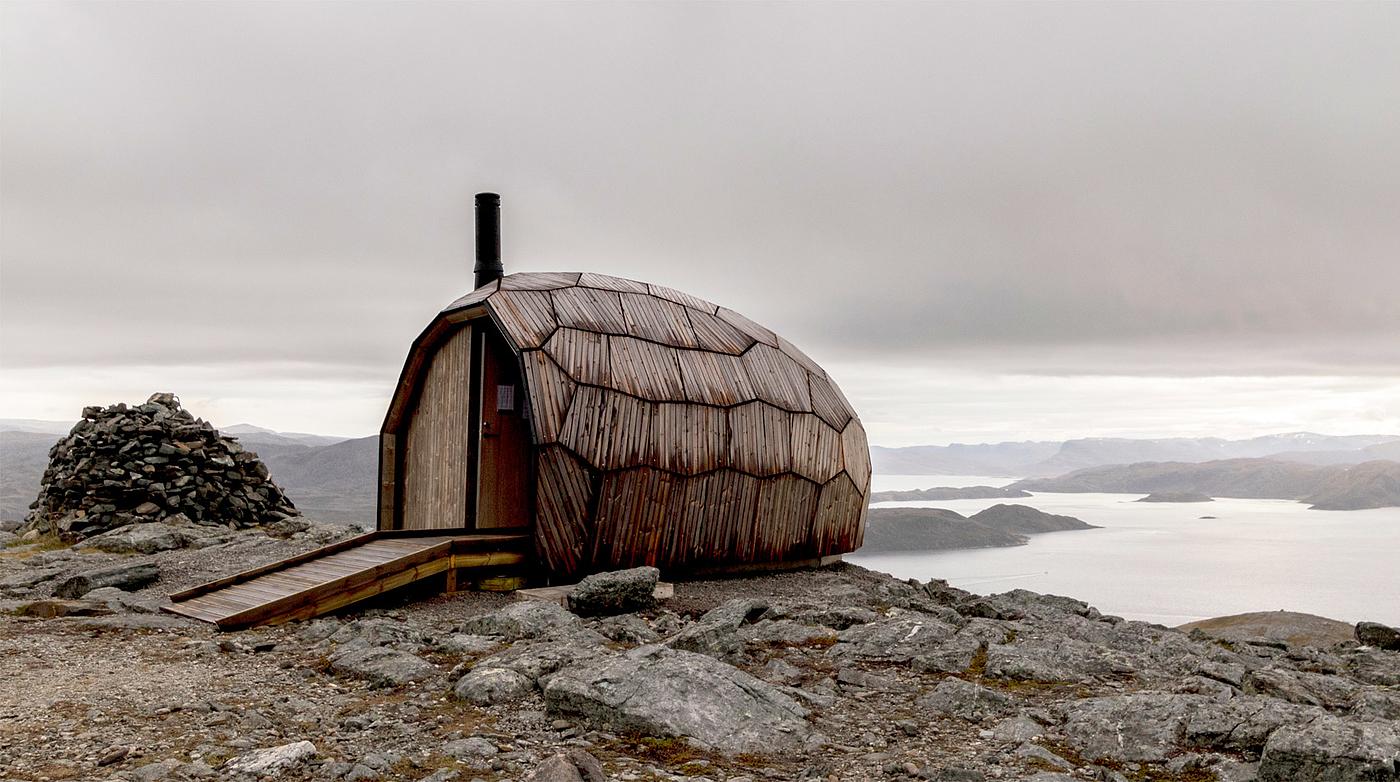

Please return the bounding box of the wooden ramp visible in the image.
[163,530,530,630]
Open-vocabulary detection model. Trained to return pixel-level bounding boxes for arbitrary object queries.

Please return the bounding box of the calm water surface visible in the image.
[848,475,1400,627]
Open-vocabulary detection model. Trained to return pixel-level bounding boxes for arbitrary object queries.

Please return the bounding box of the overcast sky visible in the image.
[3,2,1398,446]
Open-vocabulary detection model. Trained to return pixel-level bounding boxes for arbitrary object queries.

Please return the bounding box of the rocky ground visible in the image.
[1,525,1398,782]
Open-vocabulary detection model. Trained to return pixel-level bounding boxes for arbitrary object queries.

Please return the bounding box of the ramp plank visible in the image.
[163,532,530,630]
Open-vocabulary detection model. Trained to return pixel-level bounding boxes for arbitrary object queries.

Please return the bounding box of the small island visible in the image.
[1136,492,1213,503]
[857,503,1098,553]
[868,485,1030,503]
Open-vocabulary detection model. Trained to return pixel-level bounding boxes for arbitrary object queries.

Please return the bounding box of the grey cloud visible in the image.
[2,2,1398,379]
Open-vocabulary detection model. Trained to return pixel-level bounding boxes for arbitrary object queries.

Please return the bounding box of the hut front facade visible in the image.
[379,240,869,581]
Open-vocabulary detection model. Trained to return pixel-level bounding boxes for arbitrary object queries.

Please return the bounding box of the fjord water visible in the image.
[848,475,1400,627]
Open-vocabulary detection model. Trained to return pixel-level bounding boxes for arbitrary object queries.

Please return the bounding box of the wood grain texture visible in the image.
[687,308,755,355]
[559,386,656,470]
[650,403,727,475]
[544,328,611,387]
[809,372,856,430]
[726,401,792,477]
[841,419,872,495]
[551,286,628,334]
[607,337,685,401]
[716,306,778,347]
[790,413,844,484]
[754,474,820,563]
[742,343,813,412]
[677,349,757,407]
[648,282,716,313]
[520,349,576,445]
[620,292,699,348]
[443,280,498,312]
[579,272,649,294]
[500,271,581,290]
[778,335,826,379]
[533,445,594,577]
[402,326,472,530]
[592,468,677,569]
[490,289,556,349]
[813,472,863,555]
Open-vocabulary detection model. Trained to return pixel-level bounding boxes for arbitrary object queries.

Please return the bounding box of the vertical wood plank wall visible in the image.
[402,325,473,530]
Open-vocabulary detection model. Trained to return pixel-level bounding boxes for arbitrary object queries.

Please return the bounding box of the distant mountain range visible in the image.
[1010,459,1400,510]
[871,433,1400,477]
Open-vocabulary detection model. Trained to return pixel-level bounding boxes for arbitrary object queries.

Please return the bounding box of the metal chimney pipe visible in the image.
[473,192,503,289]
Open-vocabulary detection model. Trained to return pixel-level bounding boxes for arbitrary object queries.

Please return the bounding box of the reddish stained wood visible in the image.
[726,401,792,477]
[650,403,726,475]
[648,282,716,313]
[544,328,610,387]
[841,419,872,495]
[592,468,677,569]
[754,474,820,563]
[668,470,759,567]
[559,386,655,471]
[551,286,628,334]
[809,372,855,430]
[687,308,755,355]
[578,272,649,294]
[813,472,863,555]
[620,292,699,348]
[790,413,843,484]
[443,280,498,312]
[677,350,757,407]
[741,343,813,412]
[533,445,594,577]
[499,271,581,290]
[716,306,778,347]
[607,337,685,401]
[521,349,576,445]
[489,289,556,349]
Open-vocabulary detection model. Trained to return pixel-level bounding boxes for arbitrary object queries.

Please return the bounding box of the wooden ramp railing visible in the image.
[162,530,531,630]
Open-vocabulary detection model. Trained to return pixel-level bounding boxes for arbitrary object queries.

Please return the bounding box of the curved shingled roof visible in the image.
[432,271,870,575]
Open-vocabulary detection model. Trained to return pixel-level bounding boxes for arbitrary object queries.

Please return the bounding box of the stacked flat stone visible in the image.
[23,393,299,539]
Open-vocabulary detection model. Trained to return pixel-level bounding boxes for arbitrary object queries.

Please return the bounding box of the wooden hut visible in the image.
[377,194,871,580]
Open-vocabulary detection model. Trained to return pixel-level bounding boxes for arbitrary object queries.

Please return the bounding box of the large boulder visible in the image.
[453,667,533,705]
[53,562,159,599]
[1060,692,1210,763]
[566,567,659,616]
[223,741,316,777]
[460,600,588,641]
[1356,621,1400,651]
[329,647,437,687]
[665,598,769,662]
[543,644,811,754]
[83,519,215,554]
[828,611,958,662]
[914,677,1015,722]
[1258,714,1400,781]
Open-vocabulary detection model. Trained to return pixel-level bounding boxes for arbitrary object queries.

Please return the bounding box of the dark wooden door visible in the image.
[475,331,531,529]
[401,325,474,530]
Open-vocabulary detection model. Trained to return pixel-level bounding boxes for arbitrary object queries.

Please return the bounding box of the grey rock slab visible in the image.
[84,522,196,554]
[914,677,1015,721]
[473,639,609,686]
[83,586,170,614]
[543,644,811,754]
[1244,667,1361,710]
[1347,649,1400,686]
[739,619,838,646]
[1061,692,1211,763]
[1013,742,1073,770]
[1258,713,1400,781]
[442,737,499,758]
[1183,695,1326,754]
[1351,688,1400,721]
[460,600,586,641]
[984,632,1136,683]
[329,647,437,686]
[454,667,534,705]
[0,564,69,590]
[593,613,660,644]
[223,740,317,777]
[991,715,1043,743]
[566,566,659,616]
[665,597,769,662]
[52,561,158,598]
[828,611,957,662]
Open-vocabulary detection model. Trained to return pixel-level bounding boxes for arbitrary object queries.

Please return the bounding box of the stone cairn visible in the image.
[23,393,299,540]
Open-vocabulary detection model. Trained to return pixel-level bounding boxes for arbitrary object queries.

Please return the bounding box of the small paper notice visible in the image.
[497,385,515,412]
